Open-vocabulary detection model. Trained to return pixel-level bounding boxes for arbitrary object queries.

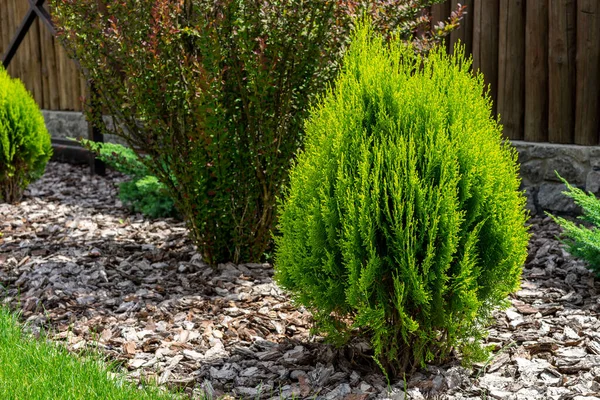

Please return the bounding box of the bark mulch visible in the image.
[0,161,599,400]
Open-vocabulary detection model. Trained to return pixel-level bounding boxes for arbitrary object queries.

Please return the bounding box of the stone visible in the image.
[586,170,600,194]
[42,110,88,141]
[537,183,579,213]
[520,159,546,184]
[511,140,537,164]
[544,156,587,183]
[589,147,600,168]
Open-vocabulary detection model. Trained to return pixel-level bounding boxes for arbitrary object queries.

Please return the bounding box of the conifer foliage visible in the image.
[0,67,52,203]
[550,175,600,274]
[274,23,530,375]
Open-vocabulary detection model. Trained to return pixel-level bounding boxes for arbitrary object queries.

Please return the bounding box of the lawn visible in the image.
[0,307,182,400]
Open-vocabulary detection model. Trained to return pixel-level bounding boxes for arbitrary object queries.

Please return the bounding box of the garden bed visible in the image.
[0,162,599,400]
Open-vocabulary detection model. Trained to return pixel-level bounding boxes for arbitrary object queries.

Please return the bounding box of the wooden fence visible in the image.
[2,1,600,144]
[433,0,600,145]
[0,0,85,111]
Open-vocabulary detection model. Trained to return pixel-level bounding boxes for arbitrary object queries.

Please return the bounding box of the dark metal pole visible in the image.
[88,81,106,176]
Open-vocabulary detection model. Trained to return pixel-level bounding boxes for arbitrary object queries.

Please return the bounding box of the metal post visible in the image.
[88,81,106,176]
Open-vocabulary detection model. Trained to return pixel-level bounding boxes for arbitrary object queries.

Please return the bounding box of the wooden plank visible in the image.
[548,0,576,143]
[70,57,82,111]
[79,75,87,112]
[43,2,60,110]
[15,0,30,93]
[574,0,600,145]
[431,2,451,52]
[55,35,70,110]
[431,2,451,25]
[497,0,525,140]
[6,0,18,77]
[472,0,500,117]
[525,0,549,142]
[449,0,474,56]
[39,18,52,109]
[28,17,43,106]
[39,20,49,109]
[0,0,9,55]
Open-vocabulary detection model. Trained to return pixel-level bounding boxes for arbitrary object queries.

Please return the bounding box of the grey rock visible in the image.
[544,156,587,183]
[537,182,578,212]
[589,147,600,168]
[520,159,546,184]
[586,170,600,194]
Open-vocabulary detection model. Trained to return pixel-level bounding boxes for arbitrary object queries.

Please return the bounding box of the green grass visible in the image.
[0,307,182,400]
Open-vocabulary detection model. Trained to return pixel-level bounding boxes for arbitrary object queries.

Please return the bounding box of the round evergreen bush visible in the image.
[274,24,530,375]
[0,67,52,203]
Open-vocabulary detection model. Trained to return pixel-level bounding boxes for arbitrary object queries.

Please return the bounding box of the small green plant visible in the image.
[274,22,529,376]
[0,66,52,203]
[81,139,178,219]
[549,174,600,273]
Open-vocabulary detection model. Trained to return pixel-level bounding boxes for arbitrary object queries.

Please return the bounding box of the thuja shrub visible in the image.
[80,140,177,218]
[274,23,529,375]
[0,67,52,203]
[550,175,600,274]
[51,0,463,264]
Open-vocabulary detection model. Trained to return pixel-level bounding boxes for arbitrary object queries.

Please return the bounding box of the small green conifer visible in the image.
[550,175,600,273]
[0,67,52,203]
[274,22,530,375]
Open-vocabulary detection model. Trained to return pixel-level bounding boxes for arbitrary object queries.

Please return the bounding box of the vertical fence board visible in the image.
[497,0,525,140]
[575,0,600,145]
[432,2,451,25]
[13,0,28,96]
[70,56,82,111]
[39,19,50,109]
[449,0,473,56]
[79,76,87,112]
[55,37,71,110]
[431,2,451,51]
[548,0,576,143]
[6,0,18,78]
[39,21,60,110]
[29,19,43,106]
[525,0,549,142]
[0,1,9,56]
[473,0,500,117]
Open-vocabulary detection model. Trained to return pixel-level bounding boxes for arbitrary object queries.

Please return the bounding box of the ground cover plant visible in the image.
[51,0,464,265]
[0,66,52,203]
[274,22,530,376]
[80,139,178,218]
[0,307,182,400]
[550,175,600,274]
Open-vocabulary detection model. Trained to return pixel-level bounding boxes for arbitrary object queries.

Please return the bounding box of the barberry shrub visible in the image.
[274,23,529,375]
[51,0,463,264]
[0,67,52,203]
[80,140,177,219]
[550,175,600,274]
